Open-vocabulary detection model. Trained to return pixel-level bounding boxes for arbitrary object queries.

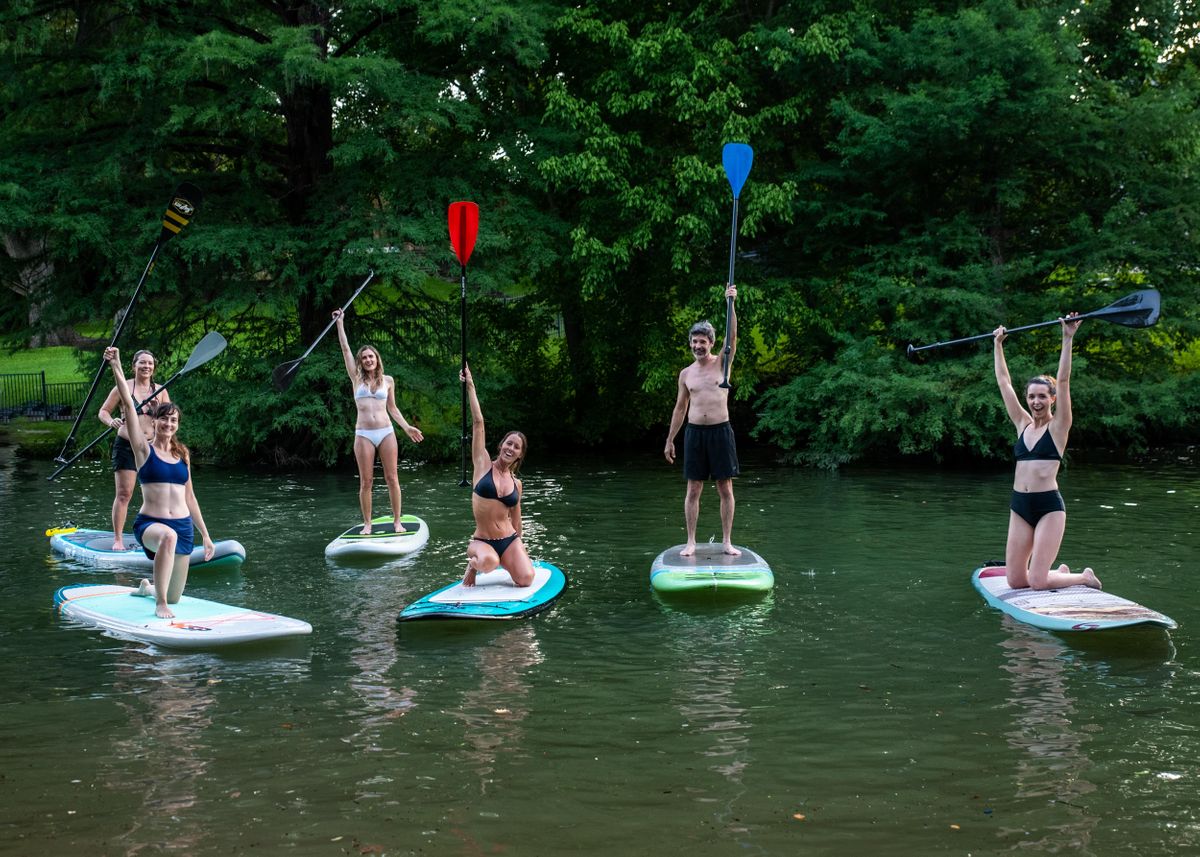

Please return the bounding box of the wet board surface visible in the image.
[49,529,245,571]
[324,515,430,558]
[398,561,566,622]
[972,565,1176,631]
[54,584,312,649]
[650,544,773,593]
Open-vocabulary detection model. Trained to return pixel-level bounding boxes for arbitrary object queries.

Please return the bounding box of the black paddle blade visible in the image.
[272,360,300,392]
[158,182,203,243]
[1087,288,1160,328]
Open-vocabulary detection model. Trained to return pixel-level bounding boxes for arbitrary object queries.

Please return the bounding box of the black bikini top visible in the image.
[1014,425,1062,462]
[473,466,520,507]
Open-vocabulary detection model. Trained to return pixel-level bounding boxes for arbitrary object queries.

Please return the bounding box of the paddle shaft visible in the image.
[54,246,161,462]
[912,309,1102,354]
[459,263,469,486]
[48,373,178,481]
[275,270,375,387]
[720,196,740,388]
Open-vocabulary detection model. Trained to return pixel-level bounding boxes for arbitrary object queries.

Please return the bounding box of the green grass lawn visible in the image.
[0,346,87,383]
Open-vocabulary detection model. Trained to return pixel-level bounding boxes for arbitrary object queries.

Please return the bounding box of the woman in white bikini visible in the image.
[334,308,424,534]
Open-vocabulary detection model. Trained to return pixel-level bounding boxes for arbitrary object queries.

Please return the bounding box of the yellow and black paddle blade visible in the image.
[158,182,203,243]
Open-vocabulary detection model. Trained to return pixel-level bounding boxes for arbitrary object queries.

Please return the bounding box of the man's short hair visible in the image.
[689,321,716,343]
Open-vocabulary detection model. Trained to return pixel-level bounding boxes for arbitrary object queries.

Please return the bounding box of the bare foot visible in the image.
[1081,567,1102,590]
[723,543,742,557]
[155,603,175,619]
[133,579,155,598]
[393,520,404,533]
[110,540,128,552]
[462,561,478,587]
[680,543,696,557]
[362,522,373,536]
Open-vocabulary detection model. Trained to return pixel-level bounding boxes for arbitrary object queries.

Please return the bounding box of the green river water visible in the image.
[0,444,1197,856]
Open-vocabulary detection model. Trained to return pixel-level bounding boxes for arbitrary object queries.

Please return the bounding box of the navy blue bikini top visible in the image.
[473,467,519,507]
[138,445,190,485]
[1014,426,1062,462]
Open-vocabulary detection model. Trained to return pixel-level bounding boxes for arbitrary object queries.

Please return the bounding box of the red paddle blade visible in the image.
[448,201,479,266]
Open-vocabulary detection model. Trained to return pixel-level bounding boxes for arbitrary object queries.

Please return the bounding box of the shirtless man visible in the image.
[664,285,740,557]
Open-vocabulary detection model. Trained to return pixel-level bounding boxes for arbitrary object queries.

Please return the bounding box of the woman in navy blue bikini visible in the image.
[993,312,1100,591]
[460,365,535,587]
[104,347,214,618]
[334,309,424,535]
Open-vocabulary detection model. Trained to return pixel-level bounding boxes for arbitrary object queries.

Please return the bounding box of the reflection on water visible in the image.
[998,619,1099,852]
[662,595,775,846]
[451,624,544,794]
[107,649,218,854]
[327,556,422,754]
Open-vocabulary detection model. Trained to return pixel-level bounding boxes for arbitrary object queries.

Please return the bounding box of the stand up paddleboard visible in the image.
[54,584,312,649]
[650,544,773,593]
[324,515,430,558]
[399,561,566,622]
[972,564,1176,631]
[49,528,246,571]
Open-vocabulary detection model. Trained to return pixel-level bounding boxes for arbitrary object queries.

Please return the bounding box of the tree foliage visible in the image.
[1,0,1197,467]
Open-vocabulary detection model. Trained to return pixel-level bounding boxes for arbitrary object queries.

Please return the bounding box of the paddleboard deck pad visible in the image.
[650,544,773,593]
[973,565,1176,631]
[50,529,246,571]
[54,584,312,649]
[325,515,430,558]
[399,561,566,622]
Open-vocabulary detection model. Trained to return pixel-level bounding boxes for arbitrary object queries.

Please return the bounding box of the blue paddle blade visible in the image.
[722,142,754,198]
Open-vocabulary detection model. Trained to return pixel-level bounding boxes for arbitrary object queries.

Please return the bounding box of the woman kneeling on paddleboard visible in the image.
[461,365,535,587]
[104,347,214,618]
[993,314,1100,591]
[334,308,424,535]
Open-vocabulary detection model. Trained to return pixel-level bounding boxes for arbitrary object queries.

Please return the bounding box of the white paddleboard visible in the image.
[324,515,429,558]
[650,544,773,593]
[973,565,1176,631]
[54,584,312,649]
[49,528,246,571]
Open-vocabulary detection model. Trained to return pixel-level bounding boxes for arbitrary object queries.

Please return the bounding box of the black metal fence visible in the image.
[0,372,88,422]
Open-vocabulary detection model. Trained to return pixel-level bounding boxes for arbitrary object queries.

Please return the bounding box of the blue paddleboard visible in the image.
[55,583,312,649]
[398,561,566,622]
[50,528,246,571]
[972,565,1176,632]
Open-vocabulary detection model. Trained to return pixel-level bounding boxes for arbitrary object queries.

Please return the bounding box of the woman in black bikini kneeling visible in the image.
[461,365,535,587]
[993,312,1100,591]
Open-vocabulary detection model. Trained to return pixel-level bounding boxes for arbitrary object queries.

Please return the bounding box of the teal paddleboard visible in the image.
[399,561,566,622]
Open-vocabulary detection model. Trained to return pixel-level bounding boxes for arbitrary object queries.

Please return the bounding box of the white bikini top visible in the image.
[354,382,387,400]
